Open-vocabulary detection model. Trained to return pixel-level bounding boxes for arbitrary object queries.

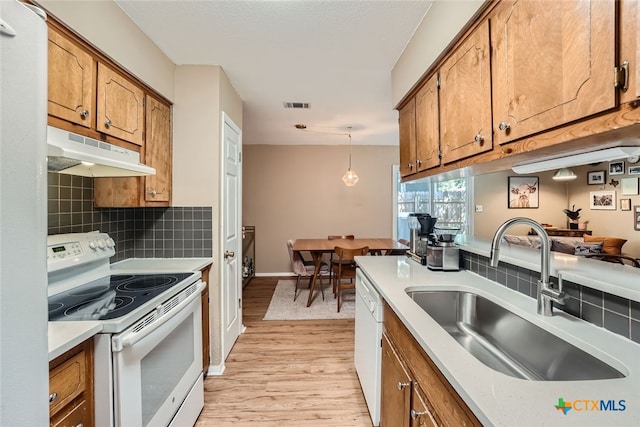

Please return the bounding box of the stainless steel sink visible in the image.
[407,290,626,381]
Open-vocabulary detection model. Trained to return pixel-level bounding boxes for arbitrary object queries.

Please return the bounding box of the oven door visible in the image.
[111,281,204,427]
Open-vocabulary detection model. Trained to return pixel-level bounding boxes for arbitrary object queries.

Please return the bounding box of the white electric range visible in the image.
[47,232,205,427]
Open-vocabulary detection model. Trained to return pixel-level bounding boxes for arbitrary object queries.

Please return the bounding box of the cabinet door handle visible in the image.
[406,163,413,170]
[498,121,510,131]
[225,251,235,259]
[49,392,58,403]
[416,159,423,166]
[411,409,429,419]
[397,381,410,390]
[474,134,484,143]
[80,110,89,119]
[105,119,112,127]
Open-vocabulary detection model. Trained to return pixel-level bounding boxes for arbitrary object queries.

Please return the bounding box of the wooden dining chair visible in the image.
[287,240,330,301]
[333,245,369,312]
[328,235,355,289]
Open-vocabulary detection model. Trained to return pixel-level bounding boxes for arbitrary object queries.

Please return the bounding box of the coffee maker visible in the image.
[426,226,460,271]
[408,213,437,257]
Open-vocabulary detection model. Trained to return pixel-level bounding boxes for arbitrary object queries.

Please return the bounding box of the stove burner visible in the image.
[117,276,179,292]
[64,290,116,319]
[49,302,63,312]
[113,295,134,312]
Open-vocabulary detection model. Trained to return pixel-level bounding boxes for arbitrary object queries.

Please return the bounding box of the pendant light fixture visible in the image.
[552,167,577,181]
[342,128,359,187]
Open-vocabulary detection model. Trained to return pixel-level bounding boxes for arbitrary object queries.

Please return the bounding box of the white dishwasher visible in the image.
[354,268,383,427]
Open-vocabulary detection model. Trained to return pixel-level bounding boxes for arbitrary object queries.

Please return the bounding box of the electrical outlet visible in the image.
[475,205,483,212]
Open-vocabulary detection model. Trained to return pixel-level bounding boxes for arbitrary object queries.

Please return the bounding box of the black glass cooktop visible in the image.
[48,273,194,321]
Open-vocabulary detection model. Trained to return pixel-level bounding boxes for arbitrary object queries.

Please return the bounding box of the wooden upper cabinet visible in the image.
[620,0,640,103]
[491,0,616,145]
[48,26,96,128]
[439,20,492,164]
[96,63,145,146]
[399,98,417,177]
[415,74,440,172]
[145,95,172,203]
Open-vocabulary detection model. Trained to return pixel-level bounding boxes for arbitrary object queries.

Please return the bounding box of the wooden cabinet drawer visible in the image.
[50,399,88,427]
[49,351,86,417]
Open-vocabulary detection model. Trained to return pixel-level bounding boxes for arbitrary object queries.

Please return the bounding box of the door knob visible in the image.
[224,251,235,259]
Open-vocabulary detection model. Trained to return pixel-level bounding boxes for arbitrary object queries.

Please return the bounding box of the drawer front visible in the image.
[49,351,86,417]
[50,399,88,427]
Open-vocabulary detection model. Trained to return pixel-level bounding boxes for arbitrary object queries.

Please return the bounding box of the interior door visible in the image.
[222,112,243,359]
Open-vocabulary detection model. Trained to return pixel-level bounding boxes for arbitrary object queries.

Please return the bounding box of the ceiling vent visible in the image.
[283,102,310,109]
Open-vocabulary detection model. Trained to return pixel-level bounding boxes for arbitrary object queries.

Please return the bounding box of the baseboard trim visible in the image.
[255,272,295,277]
[206,362,225,376]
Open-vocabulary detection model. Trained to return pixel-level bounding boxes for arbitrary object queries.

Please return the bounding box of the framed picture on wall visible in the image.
[587,170,606,185]
[508,176,539,209]
[609,161,625,175]
[629,166,640,175]
[621,177,639,195]
[635,206,640,231]
[621,198,631,211]
[590,190,616,210]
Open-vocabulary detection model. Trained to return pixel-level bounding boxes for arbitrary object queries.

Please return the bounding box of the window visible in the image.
[393,166,472,242]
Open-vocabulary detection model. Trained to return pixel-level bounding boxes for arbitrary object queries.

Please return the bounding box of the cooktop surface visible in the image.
[48,273,193,321]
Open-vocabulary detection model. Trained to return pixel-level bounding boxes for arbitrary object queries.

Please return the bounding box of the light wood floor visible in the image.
[195,276,373,426]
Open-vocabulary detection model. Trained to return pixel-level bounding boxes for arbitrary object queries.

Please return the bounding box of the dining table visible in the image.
[292,238,408,307]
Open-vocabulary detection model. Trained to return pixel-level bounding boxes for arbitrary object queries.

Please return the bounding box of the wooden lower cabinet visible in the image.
[381,302,481,427]
[201,264,212,377]
[49,338,94,427]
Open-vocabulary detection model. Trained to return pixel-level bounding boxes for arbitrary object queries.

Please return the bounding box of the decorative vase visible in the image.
[578,222,587,230]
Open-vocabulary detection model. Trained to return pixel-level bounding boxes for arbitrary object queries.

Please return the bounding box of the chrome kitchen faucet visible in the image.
[490,217,566,316]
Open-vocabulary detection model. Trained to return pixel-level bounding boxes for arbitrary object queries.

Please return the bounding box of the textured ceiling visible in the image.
[114,0,432,146]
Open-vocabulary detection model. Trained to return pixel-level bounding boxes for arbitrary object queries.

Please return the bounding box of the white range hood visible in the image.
[47,126,156,177]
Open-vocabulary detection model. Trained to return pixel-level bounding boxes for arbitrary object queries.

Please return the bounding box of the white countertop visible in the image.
[48,257,213,361]
[356,255,640,427]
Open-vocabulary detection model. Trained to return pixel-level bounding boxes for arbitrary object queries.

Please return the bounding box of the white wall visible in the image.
[173,65,243,366]
[391,0,485,106]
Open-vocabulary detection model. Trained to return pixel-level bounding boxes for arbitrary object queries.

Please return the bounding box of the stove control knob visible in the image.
[89,241,97,250]
[106,238,115,248]
[97,239,106,249]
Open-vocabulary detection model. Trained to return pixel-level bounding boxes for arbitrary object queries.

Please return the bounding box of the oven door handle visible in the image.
[112,280,205,352]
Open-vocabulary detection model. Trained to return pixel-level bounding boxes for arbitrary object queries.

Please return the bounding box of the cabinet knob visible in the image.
[416,159,423,166]
[498,121,510,131]
[474,134,484,143]
[105,119,112,127]
[80,110,89,119]
[407,163,413,170]
[49,392,58,403]
[149,188,157,196]
[397,381,410,390]
[411,409,429,419]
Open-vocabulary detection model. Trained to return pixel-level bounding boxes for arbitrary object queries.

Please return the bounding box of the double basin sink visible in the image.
[407,289,625,381]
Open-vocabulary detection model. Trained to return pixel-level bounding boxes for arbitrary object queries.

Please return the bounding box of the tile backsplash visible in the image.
[462,251,640,345]
[48,173,213,262]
